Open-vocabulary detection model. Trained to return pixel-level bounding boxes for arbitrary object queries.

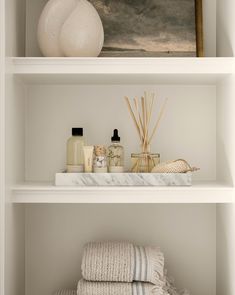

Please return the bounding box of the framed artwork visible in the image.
[90,0,203,57]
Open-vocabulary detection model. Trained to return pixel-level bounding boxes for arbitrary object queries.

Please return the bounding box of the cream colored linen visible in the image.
[77,279,167,295]
[81,241,164,285]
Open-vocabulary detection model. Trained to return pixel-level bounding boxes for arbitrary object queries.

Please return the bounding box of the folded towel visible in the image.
[77,279,168,295]
[53,278,191,295]
[81,241,164,285]
[53,289,77,295]
[53,281,190,295]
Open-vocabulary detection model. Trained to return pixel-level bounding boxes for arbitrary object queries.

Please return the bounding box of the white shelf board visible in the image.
[9,57,235,84]
[11,182,235,204]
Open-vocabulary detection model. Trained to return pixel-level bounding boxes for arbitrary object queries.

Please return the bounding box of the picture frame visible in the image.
[90,0,204,57]
[195,0,204,57]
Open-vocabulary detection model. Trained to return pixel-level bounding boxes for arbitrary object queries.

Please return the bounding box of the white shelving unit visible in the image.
[11,57,235,74]
[1,0,235,295]
[9,57,234,85]
[11,182,235,204]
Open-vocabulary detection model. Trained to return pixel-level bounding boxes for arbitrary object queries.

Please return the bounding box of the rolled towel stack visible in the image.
[77,241,167,295]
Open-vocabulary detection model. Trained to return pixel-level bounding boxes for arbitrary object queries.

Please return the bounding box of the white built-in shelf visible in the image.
[10,57,235,84]
[11,182,235,204]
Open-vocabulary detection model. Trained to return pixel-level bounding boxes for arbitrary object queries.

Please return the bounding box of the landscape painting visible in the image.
[90,0,202,57]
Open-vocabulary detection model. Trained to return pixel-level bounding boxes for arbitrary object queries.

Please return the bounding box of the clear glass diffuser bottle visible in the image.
[67,128,85,172]
[131,152,160,172]
[108,129,124,173]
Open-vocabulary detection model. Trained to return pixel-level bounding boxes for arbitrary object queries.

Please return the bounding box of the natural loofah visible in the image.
[151,159,199,173]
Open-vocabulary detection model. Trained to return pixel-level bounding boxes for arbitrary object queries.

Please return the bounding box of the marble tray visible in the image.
[55,172,192,186]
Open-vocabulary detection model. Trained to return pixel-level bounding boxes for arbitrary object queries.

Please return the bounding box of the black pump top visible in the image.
[111,129,120,142]
[72,128,83,136]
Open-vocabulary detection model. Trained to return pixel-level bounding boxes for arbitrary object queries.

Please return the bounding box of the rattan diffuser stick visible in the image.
[125,93,167,153]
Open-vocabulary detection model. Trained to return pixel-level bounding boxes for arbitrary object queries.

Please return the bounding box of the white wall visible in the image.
[216,74,235,184]
[4,0,26,294]
[25,84,216,182]
[26,204,216,295]
[0,0,6,293]
[217,0,235,57]
[5,204,25,295]
[5,76,26,186]
[5,75,26,295]
[216,71,235,295]
[217,204,235,295]
[203,0,216,57]
[5,0,25,57]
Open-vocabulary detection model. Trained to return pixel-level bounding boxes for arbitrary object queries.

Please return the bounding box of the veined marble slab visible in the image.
[55,172,192,186]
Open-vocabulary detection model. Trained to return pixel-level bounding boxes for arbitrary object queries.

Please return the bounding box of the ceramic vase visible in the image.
[37,0,104,57]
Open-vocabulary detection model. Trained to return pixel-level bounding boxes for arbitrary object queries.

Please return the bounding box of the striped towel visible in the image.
[81,242,165,285]
[52,280,189,295]
[77,279,168,295]
[53,289,76,295]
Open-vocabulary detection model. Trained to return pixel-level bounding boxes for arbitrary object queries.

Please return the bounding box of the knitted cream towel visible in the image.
[77,279,168,295]
[81,242,165,285]
[53,290,77,295]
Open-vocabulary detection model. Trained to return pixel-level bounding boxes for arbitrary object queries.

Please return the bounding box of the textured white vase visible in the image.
[37,0,77,57]
[37,0,104,57]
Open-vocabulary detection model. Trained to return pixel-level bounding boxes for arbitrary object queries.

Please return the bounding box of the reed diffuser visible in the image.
[125,92,168,172]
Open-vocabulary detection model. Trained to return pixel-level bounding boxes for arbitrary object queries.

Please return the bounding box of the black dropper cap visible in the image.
[111,129,120,142]
[72,128,83,136]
